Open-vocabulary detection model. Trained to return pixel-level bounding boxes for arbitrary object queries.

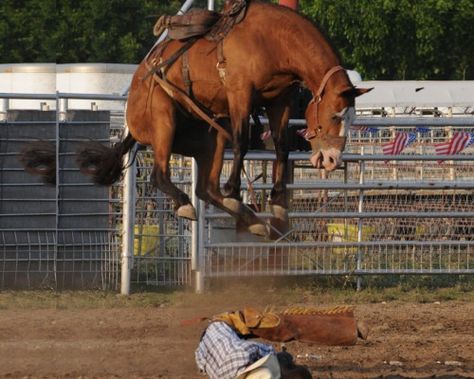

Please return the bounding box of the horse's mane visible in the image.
[252,0,343,64]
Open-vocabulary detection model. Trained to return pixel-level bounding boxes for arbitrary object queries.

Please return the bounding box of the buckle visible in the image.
[216,61,227,82]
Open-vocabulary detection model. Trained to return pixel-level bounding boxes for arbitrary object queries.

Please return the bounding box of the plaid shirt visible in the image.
[195,321,276,379]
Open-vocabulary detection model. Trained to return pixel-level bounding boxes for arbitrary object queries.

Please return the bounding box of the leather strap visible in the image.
[182,50,192,96]
[315,65,344,100]
[149,68,233,142]
[306,65,345,139]
[216,41,227,82]
[142,38,196,83]
[144,39,232,142]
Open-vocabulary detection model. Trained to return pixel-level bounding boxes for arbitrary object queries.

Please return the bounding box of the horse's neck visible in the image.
[268,8,350,94]
[292,38,349,94]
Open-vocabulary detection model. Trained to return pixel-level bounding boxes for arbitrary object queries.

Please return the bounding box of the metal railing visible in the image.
[197,116,474,291]
[1,89,473,291]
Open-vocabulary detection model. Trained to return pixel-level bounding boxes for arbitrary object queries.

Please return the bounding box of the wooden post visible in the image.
[279,0,298,10]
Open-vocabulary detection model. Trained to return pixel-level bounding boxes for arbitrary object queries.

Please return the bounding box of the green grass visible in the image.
[0,276,472,310]
[0,290,175,310]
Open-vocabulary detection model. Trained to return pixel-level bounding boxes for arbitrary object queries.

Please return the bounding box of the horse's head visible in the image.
[304,68,372,171]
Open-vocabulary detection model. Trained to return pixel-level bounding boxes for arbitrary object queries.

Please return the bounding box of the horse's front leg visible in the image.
[222,92,251,201]
[266,101,291,238]
[195,131,267,236]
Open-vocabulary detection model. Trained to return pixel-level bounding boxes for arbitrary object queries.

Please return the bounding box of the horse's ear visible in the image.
[339,87,373,98]
[354,87,373,97]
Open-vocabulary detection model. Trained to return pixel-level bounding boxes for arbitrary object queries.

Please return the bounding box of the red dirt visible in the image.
[0,298,473,378]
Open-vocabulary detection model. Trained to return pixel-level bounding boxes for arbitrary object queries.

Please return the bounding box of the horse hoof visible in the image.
[357,321,370,340]
[248,223,268,237]
[269,218,290,240]
[223,197,242,213]
[176,204,197,221]
[271,205,289,221]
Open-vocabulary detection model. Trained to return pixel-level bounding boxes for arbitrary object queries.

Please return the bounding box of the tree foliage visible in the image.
[300,0,474,79]
[0,0,472,80]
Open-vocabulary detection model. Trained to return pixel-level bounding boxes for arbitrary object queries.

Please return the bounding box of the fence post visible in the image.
[121,140,137,295]
[343,163,348,271]
[177,156,185,261]
[192,158,206,293]
[418,131,424,181]
[0,98,8,122]
[448,107,455,181]
[55,94,62,288]
[356,147,365,291]
[58,97,68,122]
[390,107,398,181]
[189,0,215,294]
[195,190,206,293]
[279,0,299,9]
[191,159,199,273]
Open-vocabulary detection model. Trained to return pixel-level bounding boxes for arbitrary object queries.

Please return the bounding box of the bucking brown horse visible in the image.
[77,0,371,236]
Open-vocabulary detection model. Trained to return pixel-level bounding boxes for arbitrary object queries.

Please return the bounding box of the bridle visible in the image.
[305,65,345,140]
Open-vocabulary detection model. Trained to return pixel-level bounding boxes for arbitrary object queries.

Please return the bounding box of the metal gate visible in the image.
[0,94,126,289]
[196,115,474,290]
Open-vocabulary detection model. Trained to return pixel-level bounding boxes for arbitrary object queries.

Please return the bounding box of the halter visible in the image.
[305,65,345,140]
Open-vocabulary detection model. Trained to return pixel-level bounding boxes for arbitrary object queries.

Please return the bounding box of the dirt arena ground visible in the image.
[0,289,473,379]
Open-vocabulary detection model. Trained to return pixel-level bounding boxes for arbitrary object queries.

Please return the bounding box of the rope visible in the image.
[282,305,354,316]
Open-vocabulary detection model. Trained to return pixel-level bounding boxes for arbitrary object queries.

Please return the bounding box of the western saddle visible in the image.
[152,0,248,43]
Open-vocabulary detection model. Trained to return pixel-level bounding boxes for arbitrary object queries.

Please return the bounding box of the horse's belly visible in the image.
[192,81,229,116]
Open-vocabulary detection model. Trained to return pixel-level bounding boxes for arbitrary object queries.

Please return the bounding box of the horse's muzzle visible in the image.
[309,135,345,171]
[310,148,342,171]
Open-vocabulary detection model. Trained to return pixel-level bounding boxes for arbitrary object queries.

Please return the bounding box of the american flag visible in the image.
[352,126,379,134]
[415,127,430,134]
[382,132,417,155]
[434,132,474,159]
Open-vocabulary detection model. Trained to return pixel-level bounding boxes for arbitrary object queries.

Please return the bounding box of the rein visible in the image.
[142,38,196,83]
[143,39,233,142]
[148,68,233,142]
[305,65,344,140]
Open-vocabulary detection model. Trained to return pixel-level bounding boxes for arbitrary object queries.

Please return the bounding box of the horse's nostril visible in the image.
[329,157,334,164]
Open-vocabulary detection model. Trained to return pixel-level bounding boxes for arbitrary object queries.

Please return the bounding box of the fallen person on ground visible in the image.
[195,320,312,378]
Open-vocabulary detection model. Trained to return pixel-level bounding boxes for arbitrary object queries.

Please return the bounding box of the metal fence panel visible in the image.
[1,92,473,290]
[57,110,119,289]
[202,143,474,280]
[131,151,192,286]
[0,110,57,288]
[0,107,122,289]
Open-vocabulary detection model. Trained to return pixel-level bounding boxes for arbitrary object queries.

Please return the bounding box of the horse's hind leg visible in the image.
[195,132,267,236]
[151,162,196,220]
[150,122,196,221]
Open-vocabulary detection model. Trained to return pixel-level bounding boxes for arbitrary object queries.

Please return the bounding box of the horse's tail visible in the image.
[76,133,137,186]
[19,140,57,185]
